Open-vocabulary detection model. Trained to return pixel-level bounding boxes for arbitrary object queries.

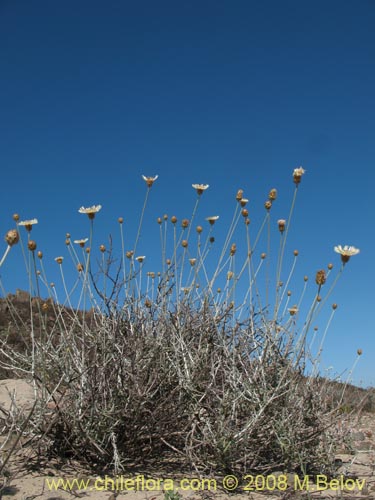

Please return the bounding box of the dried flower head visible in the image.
[230,243,237,256]
[236,189,244,201]
[65,239,70,246]
[261,252,266,259]
[304,275,308,282]
[334,245,360,263]
[99,244,106,253]
[142,175,158,187]
[328,263,333,270]
[13,214,20,222]
[227,271,234,280]
[74,238,88,248]
[240,198,249,207]
[55,256,63,264]
[288,305,298,316]
[136,256,145,263]
[206,215,219,225]
[264,200,272,210]
[181,240,188,248]
[85,247,90,254]
[268,188,277,201]
[163,214,168,220]
[126,250,134,259]
[28,240,37,251]
[293,166,306,184]
[37,251,43,259]
[357,348,363,356]
[332,303,338,310]
[78,205,102,219]
[118,217,124,224]
[166,259,171,266]
[293,249,299,256]
[245,218,250,225]
[42,302,49,312]
[241,208,249,217]
[192,184,209,195]
[189,258,196,266]
[18,219,38,231]
[77,263,84,272]
[5,229,19,247]
[315,269,326,286]
[196,225,203,234]
[181,219,189,229]
[157,217,162,224]
[171,216,177,224]
[278,219,286,232]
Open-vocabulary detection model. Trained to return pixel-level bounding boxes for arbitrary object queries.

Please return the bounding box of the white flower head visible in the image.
[74,238,89,247]
[192,184,209,195]
[334,245,360,263]
[293,167,306,184]
[78,205,102,219]
[205,215,219,225]
[18,219,38,231]
[136,255,146,263]
[142,175,158,187]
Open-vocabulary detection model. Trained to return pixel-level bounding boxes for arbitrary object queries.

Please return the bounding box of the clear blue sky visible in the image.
[0,0,374,386]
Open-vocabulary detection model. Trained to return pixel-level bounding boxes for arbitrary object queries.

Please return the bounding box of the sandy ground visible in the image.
[0,379,374,500]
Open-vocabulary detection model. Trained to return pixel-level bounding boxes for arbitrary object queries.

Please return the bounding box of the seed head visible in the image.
[55,256,63,264]
[315,269,326,286]
[245,218,250,225]
[163,214,168,220]
[171,216,177,224]
[37,251,43,259]
[287,290,292,296]
[77,263,84,272]
[230,243,237,256]
[293,249,299,256]
[85,247,90,254]
[236,189,244,201]
[261,252,266,259]
[316,295,322,302]
[293,167,306,185]
[278,219,286,233]
[264,200,272,210]
[126,251,134,259]
[241,208,249,218]
[181,219,189,229]
[268,188,277,201]
[181,240,188,248]
[357,348,363,356]
[118,217,124,224]
[166,259,171,265]
[99,245,106,253]
[328,263,333,270]
[5,229,19,247]
[227,271,234,280]
[189,258,196,266]
[157,217,162,224]
[196,225,203,234]
[42,303,49,312]
[65,239,70,246]
[13,214,20,222]
[332,303,338,310]
[304,275,308,282]
[28,240,37,251]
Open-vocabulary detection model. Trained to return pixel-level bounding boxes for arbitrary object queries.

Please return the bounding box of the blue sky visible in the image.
[0,0,374,386]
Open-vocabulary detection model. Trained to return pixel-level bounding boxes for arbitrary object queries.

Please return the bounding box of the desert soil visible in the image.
[0,379,374,500]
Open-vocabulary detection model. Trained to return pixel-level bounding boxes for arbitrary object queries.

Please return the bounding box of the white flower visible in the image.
[205,215,219,225]
[142,175,158,187]
[18,218,38,230]
[74,238,89,247]
[192,184,209,195]
[334,245,360,263]
[136,256,146,263]
[288,306,299,316]
[55,256,64,264]
[293,167,305,176]
[78,205,102,219]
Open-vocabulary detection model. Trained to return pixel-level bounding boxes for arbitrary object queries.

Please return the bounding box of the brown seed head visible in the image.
[5,229,19,247]
[332,303,338,310]
[166,259,171,265]
[157,217,162,224]
[278,219,286,232]
[181,240,188,248]
[37,251,43,259]
[261,252,267,259]
[268,188,277,201]
[77,263,84,272]
[316,295,322,302]
[100,244,106,253]
[264,200,272,210]
[181,219,189,229]
[65,239,70,246]
[171,216,177,224]
[126,251,134,259]
[163,214,168,220]
[357,348,363,356]
[13,213,20,222]
[86,247,90,254]
[245,218,250,225]
[293,249,299,256]
[236,189,244,201]
[241,208,249,217]
[189,258,196,266]
[230,243,237,256]
[145,299,152,308]
[328,263,333,270]
[315,269,326,286]
[304,275,308,282]
[196,225,203,234]
[118,217,124,224]
[287,290,292,296]
[28,240,37,251]
[42,302,49,312]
